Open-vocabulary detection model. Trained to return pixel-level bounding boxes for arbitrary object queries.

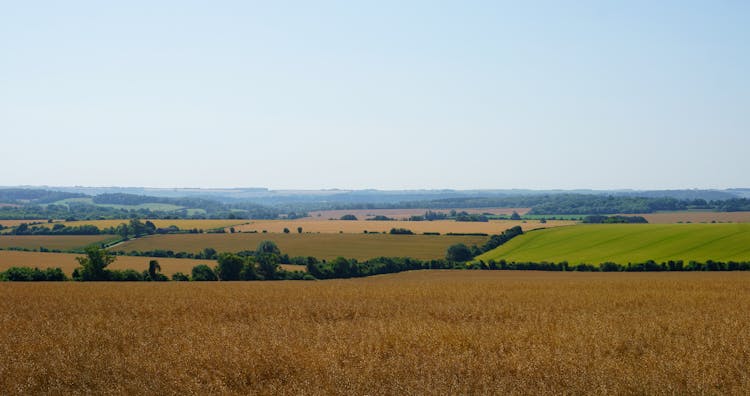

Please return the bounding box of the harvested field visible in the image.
[231,219,571,234]
[114,233,489,260]
[0,220,50,228]
[0,250,221,276]
[478,223,750,264]
[0,235,117,250]
[41,219,250,230]
[307,207,530,220]
[639,211,750,224]
[1,271,748,394]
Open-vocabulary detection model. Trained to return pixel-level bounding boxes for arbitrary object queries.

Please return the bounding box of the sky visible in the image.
[1,1,748,190]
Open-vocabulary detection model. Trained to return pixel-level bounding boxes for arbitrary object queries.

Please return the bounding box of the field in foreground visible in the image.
[478,223,750,264]
[1,271,748,394]
[114,233,489,260]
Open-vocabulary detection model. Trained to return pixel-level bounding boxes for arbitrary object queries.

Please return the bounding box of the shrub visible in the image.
[191,265,218,281]
[172,272,190,281]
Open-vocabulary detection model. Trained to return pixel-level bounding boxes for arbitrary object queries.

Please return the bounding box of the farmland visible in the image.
[232,219,572,234]
[477,223,750,264]
[638,211,750,224]
[307,207,531,220]
[0,250,304,276]
[114,233,489,260]
[0,235,117,250]
[37,219,250,231]
[1,271,748,394]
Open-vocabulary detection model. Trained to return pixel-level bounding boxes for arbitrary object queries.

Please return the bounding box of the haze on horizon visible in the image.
[1,1,748,191]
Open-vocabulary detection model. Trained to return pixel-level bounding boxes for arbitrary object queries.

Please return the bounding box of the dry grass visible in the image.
[0,235,117,250]
[1,271,748,394]
[0,219,48,228]
[639,211,750,224]
[114,233,489,260]
[0,250,227,276]
[39,219,250,230]
[307,207,531,220]
[232,219,572,234]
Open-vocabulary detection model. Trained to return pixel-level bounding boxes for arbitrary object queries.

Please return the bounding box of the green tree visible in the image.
[75,246,117,281]
[216,253,244,281]
[297,227,303,234]
[191,264,218,281]
[446,243,473,262]
[510,211,522,220]
[283,227,290,234]
[256,240,280,255]
[256,253,280,280]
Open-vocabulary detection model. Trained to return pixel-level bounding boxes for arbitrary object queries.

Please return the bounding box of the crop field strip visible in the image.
[114,233,489,260]
[1,271,748,394]
[478,223,750,264]
[307,207,531,220]
[33,219,250,230]
[231,219,572,234]
[638,211,750,224]
[0,235,118,250]
[0,250,304,276]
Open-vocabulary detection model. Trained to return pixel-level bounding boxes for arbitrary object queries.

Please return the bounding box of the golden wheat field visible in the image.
[38,219,250,230]
[114,233,489,260]
[1,271,748,394]
[231,219,572,234]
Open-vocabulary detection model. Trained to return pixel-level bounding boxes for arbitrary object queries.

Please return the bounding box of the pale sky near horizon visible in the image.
[1,1,748,190]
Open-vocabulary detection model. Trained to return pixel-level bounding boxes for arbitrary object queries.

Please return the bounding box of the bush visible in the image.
[216,253,244,281]
[340,214,358,220]
[191,264,218,281]
[389,228,414,235]
[446,243,473,262]
[172,272,190,281]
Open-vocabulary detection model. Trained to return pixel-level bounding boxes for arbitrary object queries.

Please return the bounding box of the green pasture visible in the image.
[477,223,750,264]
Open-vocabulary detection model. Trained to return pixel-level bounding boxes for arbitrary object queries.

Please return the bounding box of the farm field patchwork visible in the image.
[638,211,750,224]
[0,235,118,250]
[38,219,250,230]
[477,223,750,264]
[231,219,572,234]
[1,271,748,394]
[307,207,531,220]
[114,233,489,260]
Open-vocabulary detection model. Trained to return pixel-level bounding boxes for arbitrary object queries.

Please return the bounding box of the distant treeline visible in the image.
[582,215,648,224]
[302,195,750,215]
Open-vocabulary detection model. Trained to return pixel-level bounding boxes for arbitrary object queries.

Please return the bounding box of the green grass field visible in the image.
[477,223,750,264]
[114,233,489,261]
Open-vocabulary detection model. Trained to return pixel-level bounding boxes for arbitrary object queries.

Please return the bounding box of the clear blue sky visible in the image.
[1,1,748,190]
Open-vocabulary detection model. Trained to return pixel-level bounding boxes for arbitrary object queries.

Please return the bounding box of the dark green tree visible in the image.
[446,243,473,262]
[216,253,244,281]
[191,264,218,281]
[75,246,117,281]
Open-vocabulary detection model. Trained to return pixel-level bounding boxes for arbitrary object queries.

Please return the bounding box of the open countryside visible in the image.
[477,223,750,265]
[307,207,531,220]
[114,233,489,261]
[231,219,571,234]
